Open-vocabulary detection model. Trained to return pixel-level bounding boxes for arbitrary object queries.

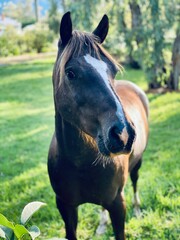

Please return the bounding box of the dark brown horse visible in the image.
[48,12,149,240]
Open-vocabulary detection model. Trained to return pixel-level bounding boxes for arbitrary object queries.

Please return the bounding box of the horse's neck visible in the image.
[55,113,98,166]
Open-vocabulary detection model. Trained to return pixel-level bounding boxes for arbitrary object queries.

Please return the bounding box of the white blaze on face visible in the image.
[84,54,109,88]
[84,54,126,124]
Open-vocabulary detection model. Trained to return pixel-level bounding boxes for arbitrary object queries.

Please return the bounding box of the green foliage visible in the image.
[137,0,175,88]
[31,29,54,53]
[66,0,99,31]
[101,0,178,88]
[22,20,36,29]
[22,32,36,53]
[0,27,22,57]
[0,59,179,239]
[2,0,36,26]
[1,0,179,88]
[0,26,54,57]
[0,202,46,239]
[48,0,61,35]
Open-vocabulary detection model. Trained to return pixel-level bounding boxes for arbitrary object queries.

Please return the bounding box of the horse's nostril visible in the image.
[109,126,121,140]
[108,125,125,153]
[109,124,125,139]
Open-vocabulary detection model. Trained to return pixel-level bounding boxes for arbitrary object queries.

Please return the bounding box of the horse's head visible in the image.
[53,12,136,157]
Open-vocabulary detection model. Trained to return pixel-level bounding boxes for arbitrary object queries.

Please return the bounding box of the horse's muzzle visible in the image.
[96,121,136,156]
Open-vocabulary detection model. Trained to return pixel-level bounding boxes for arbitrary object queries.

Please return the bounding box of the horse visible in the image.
[48,12,149,240]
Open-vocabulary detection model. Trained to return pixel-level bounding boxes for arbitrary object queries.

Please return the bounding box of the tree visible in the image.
[133,0,177,89]
[3,0,36,27]
[66,0,99,31]
[111,0,178,89]
[166,2,180,90]
[34,0,39,22]
[128,0,142,68]
[48,0,60,35]
[111,0,142,69]
[111,0,140,67]
[168,25,180,90]
[146,0,165,88]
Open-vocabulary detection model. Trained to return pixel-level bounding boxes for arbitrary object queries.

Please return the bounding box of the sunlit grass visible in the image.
[117,67,148,90]
[0,59,179,239]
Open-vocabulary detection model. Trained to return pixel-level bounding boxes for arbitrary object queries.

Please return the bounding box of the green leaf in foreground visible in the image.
[0,214,15,230]
[14,224,29,239]
[0,226,14,240]
[28,225,40,240]
[20,201,46,225]
[0,226,6,238]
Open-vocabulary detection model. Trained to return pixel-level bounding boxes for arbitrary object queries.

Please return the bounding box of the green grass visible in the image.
[0,59,179,239]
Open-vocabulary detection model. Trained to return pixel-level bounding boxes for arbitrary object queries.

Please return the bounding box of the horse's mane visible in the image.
[54,30,121,88]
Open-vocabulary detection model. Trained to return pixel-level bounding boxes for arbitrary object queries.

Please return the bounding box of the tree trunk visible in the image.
[129,0,142,45]
[168,31,180,90]
[34,0,38,22]
[148,0,165,89]
[128,0,142,69]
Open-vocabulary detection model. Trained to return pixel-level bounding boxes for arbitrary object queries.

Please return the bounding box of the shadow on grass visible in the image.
[0,76,53,104]
[0,112,54,177]
[0,61,54,78]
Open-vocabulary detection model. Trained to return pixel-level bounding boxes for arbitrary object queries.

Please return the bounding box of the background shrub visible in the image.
[0,24,54,57]
[0,27,22,57]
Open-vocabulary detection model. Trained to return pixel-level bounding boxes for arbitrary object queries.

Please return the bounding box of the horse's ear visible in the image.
[93,15,109,44]
[60,11,72,46]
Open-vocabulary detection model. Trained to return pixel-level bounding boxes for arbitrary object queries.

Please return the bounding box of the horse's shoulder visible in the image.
[114,80,149,117]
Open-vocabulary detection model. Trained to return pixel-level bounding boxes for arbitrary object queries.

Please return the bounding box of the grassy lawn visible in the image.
[0,58,179,240]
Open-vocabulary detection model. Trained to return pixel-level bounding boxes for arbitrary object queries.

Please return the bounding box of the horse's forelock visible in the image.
[54,30,121,89]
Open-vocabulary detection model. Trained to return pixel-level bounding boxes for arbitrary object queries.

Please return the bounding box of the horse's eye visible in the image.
[66,70,75,80]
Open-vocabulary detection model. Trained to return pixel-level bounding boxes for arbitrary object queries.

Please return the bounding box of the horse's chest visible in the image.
[58,164,123,206]
[80,171,118,204]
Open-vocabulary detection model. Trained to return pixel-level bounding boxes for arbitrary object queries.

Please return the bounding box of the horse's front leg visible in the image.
[130,158,142,217]
[56,196,78,240]
[106,192,126,240]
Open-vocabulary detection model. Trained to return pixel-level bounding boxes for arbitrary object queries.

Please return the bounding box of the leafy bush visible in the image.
[22,31,35,53]
[0,27,22,57]
[0,201,67,240]
[0,201,46,239]
[23,25,54,53]
[0,24,55,57]
[32,29,54,53]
